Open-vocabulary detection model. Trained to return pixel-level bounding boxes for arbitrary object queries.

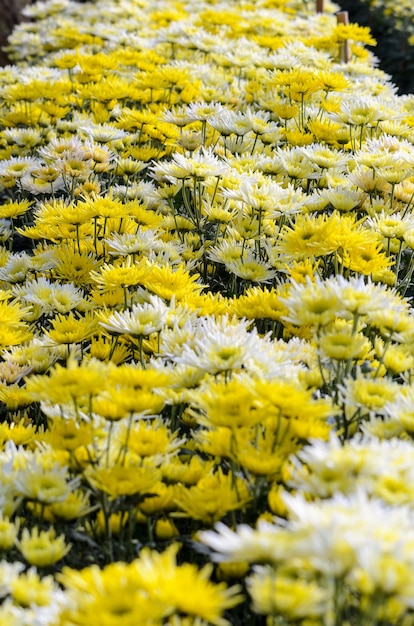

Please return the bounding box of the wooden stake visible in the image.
[316,0,324,13]
[336,11,350,63]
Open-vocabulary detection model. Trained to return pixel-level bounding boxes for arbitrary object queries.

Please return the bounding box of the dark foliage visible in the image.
[339,0,414,95]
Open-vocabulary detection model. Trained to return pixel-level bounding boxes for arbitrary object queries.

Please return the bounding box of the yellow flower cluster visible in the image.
[0,0,414,624]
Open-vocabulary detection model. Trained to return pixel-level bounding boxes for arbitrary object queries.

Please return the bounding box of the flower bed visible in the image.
[1,0,414,624]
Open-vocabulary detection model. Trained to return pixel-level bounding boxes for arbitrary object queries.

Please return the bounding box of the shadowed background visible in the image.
[0,0,34,65]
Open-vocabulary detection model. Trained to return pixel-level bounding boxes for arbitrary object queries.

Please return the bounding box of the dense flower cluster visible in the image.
[0,0,414,624]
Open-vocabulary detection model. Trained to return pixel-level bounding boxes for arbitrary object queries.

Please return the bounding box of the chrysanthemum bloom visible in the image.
[150,147,228,183]
[174,468,251,524]
[0,199,33,219]
[318,325,371,361]
[200,491,414,609]
[339,377,400,416]
[329,94,381,127]
[14,458,81,505]
[0,156,40,188]
[171,315,266,375]
[0,560,24,598]
[84,462,161,500]
[98,295,168,337]
[366,307,414,341]
[59,543,241,625]
[340,240,393,276]
[14,276,87,315]
[39,417,94,453]
[90,258,151,292]
[163,427,213,468]
[374,338,414,376]
[275,212,338,261]
[2,337,61,373]
[224,255,277,283]
[0,253,31,284]
[189,375,263,429]
[230,286,287,322]
[25,357,110,407]
[58,560,172,625]
[142,264,204,301]
[134,543,243,625]
[114,416,183,459]
[44,311,100,345]
[105,228,161,256]
[229,426,296,477]
[11,568,60,608]
[279,276,344,328]
[288,433,414,508]
[48,490,94,522]
[17,527,71,568]
[0,383,33,411]
[21,165,65,196]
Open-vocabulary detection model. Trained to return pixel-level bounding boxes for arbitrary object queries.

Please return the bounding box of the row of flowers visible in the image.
[0,0,414,624]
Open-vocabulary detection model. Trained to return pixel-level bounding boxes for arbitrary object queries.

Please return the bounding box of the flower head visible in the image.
[17,526,71,567]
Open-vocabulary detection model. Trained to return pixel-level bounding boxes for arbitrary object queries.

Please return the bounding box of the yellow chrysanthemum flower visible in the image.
[174,468,251,524]
[17,527,71,567]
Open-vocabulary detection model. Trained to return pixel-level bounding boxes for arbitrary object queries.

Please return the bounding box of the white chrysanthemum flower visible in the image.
[244,340,307,382]
[14,456,81,505]
[184,101,226,122]
[319,185,364,212]
[328,95,383,125]
[78,123,129,144]
[150,147,229,182]
[199,520,283,563]
[246,564,329,619]
[105,229,161,256]
[383,386,414,436]
[171,315,264,375]
[0,253,31,284]
[224,255,277,283]
[38,137,86,162]
[222,178,304,218]
[20,171,65,196]
[208,110,253,137]
[0,156,40,179]
[12,277,86,315]
[99,295,169,337]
